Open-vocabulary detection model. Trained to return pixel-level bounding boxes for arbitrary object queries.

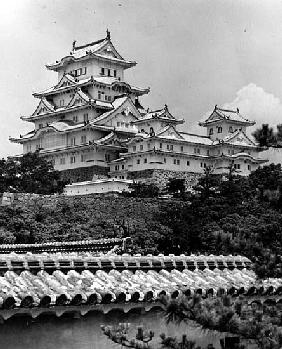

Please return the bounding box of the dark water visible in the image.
[0,308,223,349]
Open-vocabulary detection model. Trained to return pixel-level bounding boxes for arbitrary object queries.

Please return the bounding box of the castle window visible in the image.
[60,158,65,165]
[117,122,120,127]
[98,91,104,100]
[82,67,87,75]
[115,165,119,171]
[73,115,78,122]
[173,159,176,164]
[70,137,76,146]
[177,159,180,165]
[133,146,136,152]
[248,165,251,171]
[70,156,76,164]
[217,126,222,133]
[160,143,162,149]
[105,95,112,102]
[60,100,64,107]
[229,126,233,132]
[105,154,110,162]
[107,69,111,77]
[164,158,166,163]
[122,164,125,170]
[81,135,87,144]
[144,158,147,163]
[187,160,190,166]
[101,68,105,75]
[81,154,86,162]
[140,144,143,151]
[39,123,43,129]
[209,128,213,135]
[83,113,89,122]
[137,159,140,164]
[234,164,241,170]
[114,70,117,77]
[207,149,210,156]
[147,143,151,150]
[180,146,184,152]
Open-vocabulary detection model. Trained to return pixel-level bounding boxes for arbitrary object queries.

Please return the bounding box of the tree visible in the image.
[166,178,185,197]
[193,166,220,199]
[127,181,160,198]
[252,124,276,147]
[0,152,66,194]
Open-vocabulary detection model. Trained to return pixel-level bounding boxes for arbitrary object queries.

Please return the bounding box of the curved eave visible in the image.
[132,118,184,125]
[220,154,268,164]
[46,53,137,72]
[33,80,149,99]
[199,120,255,127]
[21,103,112,122]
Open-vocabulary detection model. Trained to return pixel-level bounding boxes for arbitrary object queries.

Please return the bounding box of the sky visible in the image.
[1,0,282,158]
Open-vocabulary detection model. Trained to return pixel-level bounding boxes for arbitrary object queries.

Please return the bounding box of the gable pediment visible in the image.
[157,125,184,140]
[96,41,123,60]
[32,98,54,117]
[226,130,256,146]
[67,89,90,108]
[55,74,76,89]
[95,97,141,126]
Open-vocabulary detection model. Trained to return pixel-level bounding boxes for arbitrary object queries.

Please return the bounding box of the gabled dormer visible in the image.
[67,88,92,109]
[133,105,184,135]
[156,124,184,140]
[31,98,55,117]
[93,96,140,132]
[199,105,255,141]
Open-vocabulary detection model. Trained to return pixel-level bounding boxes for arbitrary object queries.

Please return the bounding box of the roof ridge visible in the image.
[216,107,237,113]
[73,37,106,51]
[180,131,210,138]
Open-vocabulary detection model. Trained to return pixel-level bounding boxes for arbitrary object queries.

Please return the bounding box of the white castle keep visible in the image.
[10,31,267,185]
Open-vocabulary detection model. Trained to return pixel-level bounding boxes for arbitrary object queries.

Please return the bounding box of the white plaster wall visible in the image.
[64,180,130,195]
[58,59,125,82]
[207,121,247,140]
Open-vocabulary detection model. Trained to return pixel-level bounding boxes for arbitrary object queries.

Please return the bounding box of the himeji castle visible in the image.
[10,31,267,186]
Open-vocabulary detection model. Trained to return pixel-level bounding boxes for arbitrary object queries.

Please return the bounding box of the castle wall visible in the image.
[59,164,109,183]
[128,169,201,190]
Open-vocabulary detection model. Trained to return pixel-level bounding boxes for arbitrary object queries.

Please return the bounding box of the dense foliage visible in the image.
[252,123,282,147]
[0,152,65,194]
[165,294,282,349]
[2,162,282,278]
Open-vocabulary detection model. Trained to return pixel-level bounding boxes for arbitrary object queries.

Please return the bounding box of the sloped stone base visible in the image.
[128,169,201,189]
[60,165,109,183]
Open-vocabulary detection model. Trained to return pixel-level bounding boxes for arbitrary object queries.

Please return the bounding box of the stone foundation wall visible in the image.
[128,169,201,190]
[60,165,109,183]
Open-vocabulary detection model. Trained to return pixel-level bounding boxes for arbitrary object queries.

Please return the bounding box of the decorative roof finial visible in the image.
[237,107,239,113]
[72,40,76,51]
[106,29,111,40]
[164,104,168,111]
[214,104,217,110]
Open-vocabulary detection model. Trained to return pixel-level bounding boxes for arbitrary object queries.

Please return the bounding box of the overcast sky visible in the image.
[1,0,282,158]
